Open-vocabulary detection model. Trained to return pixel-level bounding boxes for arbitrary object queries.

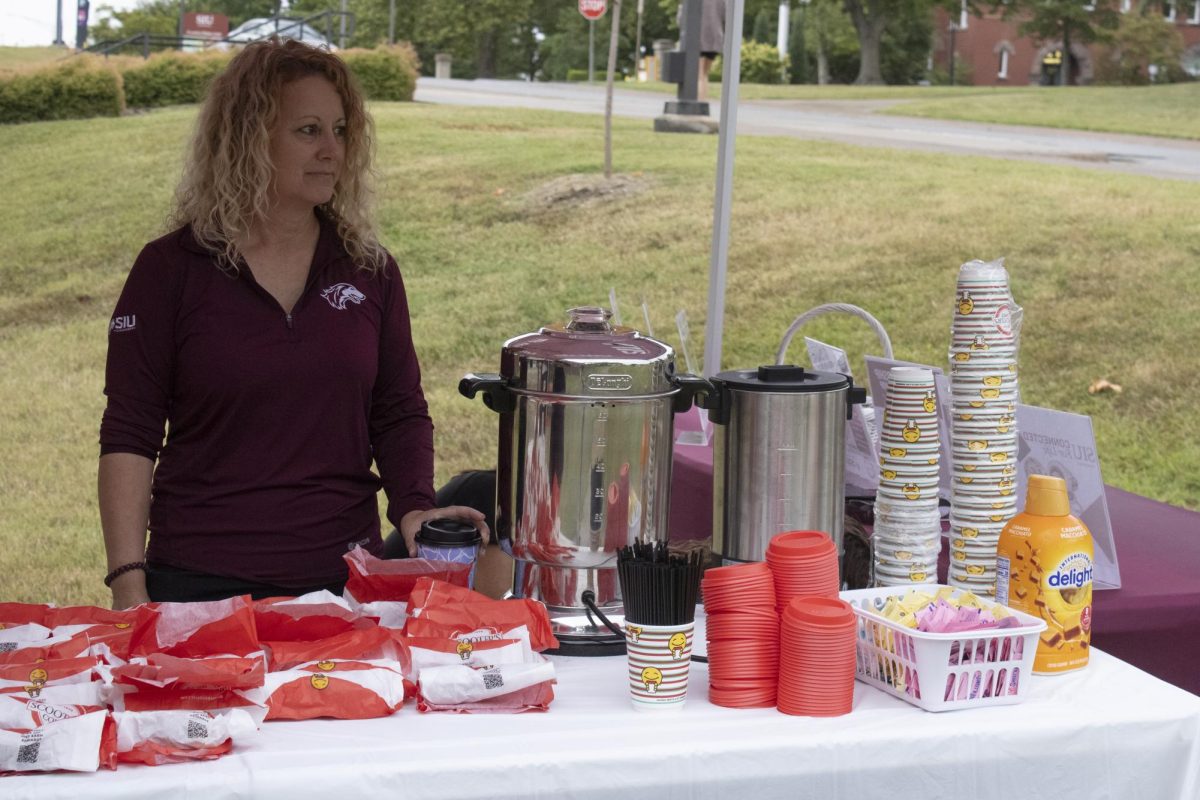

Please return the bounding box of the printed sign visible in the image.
[1015,404,1119,589]
[182,11,229,39]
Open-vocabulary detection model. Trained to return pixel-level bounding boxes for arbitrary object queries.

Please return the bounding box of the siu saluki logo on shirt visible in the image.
[320,283,366,310]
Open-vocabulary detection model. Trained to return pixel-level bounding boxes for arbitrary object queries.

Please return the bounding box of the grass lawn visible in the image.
[884,83,1200,141]
[0,45,72,72]
[1,102,1197,606]
[626,79,1200,140]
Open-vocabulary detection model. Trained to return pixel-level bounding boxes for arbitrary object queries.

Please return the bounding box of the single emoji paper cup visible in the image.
[626,621,694,710]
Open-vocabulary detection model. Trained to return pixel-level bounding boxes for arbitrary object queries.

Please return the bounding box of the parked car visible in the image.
[212,17,335,50]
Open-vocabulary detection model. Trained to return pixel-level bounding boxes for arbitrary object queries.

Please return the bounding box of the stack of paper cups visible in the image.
[873,367,942,587]
[947,258,1023,596]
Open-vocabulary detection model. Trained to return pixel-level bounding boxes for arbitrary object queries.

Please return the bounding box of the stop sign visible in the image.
[579,0,607,21]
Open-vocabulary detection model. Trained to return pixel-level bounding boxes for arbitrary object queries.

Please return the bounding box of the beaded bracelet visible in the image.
[104,561,147,587]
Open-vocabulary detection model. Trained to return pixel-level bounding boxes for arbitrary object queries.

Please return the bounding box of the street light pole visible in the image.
[54,0,66,45]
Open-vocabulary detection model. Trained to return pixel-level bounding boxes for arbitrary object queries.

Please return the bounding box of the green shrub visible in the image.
[711,40,789,84]
[121,50,232,108]
[928,59,974,87]
[341,44,419,101]
[0,57,123,124]
[566,68,590,82]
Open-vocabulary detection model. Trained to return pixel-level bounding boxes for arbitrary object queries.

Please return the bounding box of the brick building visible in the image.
[932,2,1200,85]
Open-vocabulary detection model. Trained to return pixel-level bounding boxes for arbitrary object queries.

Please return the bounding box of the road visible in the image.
[415,78,1200,182]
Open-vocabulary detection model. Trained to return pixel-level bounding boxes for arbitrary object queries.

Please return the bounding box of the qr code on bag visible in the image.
[187,719,208,739]
[17,741,40,764]
[482,672,504,691]
[0,642,16,653]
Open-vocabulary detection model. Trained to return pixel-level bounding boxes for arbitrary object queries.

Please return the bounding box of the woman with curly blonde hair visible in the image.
[98,39,486,607]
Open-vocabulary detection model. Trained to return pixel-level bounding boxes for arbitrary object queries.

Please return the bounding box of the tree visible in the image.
[91,0,296,48]
[841,0,890,83]
[751,8,773,43]
[788,4,808,83]
[1094,10,1185,83]
[987,0,1121,85]
[90,0,178,47]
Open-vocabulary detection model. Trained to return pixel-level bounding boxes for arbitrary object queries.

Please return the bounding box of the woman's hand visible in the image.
[399,506,490,557]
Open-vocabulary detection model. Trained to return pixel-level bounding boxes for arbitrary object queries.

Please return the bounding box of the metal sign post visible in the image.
[579,0,607,83]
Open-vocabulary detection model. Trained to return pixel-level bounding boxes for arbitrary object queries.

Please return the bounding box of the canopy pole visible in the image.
[702,0,745,379]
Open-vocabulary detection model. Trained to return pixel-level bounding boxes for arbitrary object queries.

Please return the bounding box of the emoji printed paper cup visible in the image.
[874,561,936,585]
[948,370,1018,391]
[949,347,1018,364]
[878,418,938,447]
[952,417,1017,437]
[887,367,936,385]
[878,465,940,484]
[626,621,694,710]
[879,443,941,462]
[876,485,939,505]
[873,503,942,528]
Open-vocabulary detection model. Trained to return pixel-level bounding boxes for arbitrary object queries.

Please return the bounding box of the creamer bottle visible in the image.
[996,475,1093,674]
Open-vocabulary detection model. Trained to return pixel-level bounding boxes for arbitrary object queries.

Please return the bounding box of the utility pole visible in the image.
[54,0,66,45]
[777,0,789,60]
[389,0,396,44]
[340,0,347,48]
[589,20,595,82]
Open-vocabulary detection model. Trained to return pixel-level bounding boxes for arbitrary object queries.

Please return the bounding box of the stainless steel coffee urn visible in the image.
[460,307,706,652]
[698,365,866,564]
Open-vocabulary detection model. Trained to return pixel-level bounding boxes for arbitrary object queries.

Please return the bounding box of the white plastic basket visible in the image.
[840,584,1046,712]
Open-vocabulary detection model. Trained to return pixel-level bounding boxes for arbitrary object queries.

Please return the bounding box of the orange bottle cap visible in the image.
[1024,474,1071,516]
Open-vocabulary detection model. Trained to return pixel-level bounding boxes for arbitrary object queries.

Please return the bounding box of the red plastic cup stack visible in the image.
[701,562,779,708]
[766,531,840,614]
[777,596,858,717]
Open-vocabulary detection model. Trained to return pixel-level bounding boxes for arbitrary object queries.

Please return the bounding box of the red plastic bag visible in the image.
[260,663,408,720]
[408,577,490,614]
[113,653,267,690]
[129,596,260,658]
[343,547,470,604]
[254,591,371,642]
[0,631,92,665]
[408,635,530,673]
[417,680,554,714]
[405,598,558,653]
[0,690,105,729]
[0,709,116,773]
[265,626,408,672]
[0,603,53,629]
[113,709,257,766]
[48,605,140,628]
[110,685,267,725]
[0,657,98,695]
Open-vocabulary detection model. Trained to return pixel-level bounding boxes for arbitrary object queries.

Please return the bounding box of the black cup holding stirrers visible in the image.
[619,540,704,710]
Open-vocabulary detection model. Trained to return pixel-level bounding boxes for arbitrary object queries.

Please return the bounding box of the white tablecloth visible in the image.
[8,645,1200,799]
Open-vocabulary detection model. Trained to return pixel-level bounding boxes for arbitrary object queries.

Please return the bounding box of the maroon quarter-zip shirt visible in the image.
[100,214,436,588]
